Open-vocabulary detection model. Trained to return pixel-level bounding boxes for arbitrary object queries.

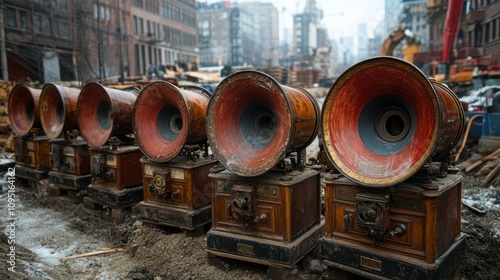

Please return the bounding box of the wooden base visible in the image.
[15,164,48,184]
[210,169,321,243]
[49,139,91,176]
[207,220,325,268]
[90,146,143,190]
[83,196,132,221]
[137,201,211,231]
[48,183,86,203]
[48,171,91,190]
[86,184,143,206]
[320,233,466,280]
[14,135,51,170]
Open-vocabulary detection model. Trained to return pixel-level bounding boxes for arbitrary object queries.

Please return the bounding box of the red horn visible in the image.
[321,56,464,187]
[206,70,320,176]
[40,83,81,138]
[76,82,137,148]
[8,84,41,136]
[133,81,211,162]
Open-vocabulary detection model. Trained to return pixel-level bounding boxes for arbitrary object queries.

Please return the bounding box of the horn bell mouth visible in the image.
[321,56,441,187]
[207,71,292,177]
[134,81,190,162]
[8,84,39,136]
[77,82,113,148]
[40,83,67,139]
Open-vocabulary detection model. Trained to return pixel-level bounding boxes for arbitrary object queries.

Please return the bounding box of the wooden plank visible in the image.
[464,148,500,173]
[60,248,124,262]
[482,163,500,187]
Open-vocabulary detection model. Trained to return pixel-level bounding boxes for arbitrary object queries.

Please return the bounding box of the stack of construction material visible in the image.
[257,66,284,83]
[296,69,314,88]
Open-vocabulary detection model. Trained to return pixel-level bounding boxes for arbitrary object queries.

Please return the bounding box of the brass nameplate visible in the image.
[26,141,35,150]
[395,196,422,212]
[216,182,224,192]
[237,244,254,256]
[335,186,357,202]
[145,164,167,176]
[106,155,116,166]
[256,185,278,198]
[63,146,75,156]
[360,256,382,271]
[170,168,184,180]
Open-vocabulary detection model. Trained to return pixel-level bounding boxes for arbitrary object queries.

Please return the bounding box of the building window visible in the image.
[34,15,42,33]
[60,0,68,12]
[19,10,28,30]
[493,19,497,40]
[133,0,143,8]
[485,22,490,43]
[61,22,70,39]
[133,16,138,34]
[44,17,51,35]
[139,18,144,35]
[6,8,16,28]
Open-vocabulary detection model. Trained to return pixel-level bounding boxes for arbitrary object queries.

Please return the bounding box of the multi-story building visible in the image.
[401,0,429,48]
[2,0,78,82]
[197,1,262,67]
[229,3,259,66]
[1,0,132,83]
[465,0,500,58]
[197,1,232,67]
[292,0,321,57]
[239,2,279,66]
[1,0,200,82]
[131,0,198,76]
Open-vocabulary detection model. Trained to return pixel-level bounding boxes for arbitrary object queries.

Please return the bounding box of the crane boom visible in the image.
[442,0,463,63]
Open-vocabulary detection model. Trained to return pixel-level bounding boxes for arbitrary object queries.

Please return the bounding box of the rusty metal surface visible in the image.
[133,81,211,162]
[40,83,81,139]
[8,84,42,136]
[77,82,137,148]
[206,70,320,177]
[432,81,465,160]
[321,56,463,187]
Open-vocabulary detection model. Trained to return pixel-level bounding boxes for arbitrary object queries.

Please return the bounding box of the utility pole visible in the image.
[0,0,9,80]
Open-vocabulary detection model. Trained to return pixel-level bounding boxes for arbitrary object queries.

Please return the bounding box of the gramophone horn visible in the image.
[133,81,211,162]
[76,82,137,148]
[321,56,464,187]
[206,70,320,177]
[40,83,81,138]
[8,84,41,136]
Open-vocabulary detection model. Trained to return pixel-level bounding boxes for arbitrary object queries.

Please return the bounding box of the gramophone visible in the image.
[133,81,217,231]
[39,83,91,202]
[8,84,51,187]
[76,82,143,219]
[318,57,466,279]
[205,71,324,270]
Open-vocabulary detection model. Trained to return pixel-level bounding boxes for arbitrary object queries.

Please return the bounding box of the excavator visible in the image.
[427,0,474,95]
[381,26,422,64]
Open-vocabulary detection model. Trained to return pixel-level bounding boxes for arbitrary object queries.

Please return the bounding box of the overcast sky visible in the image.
[202,0,386,41]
